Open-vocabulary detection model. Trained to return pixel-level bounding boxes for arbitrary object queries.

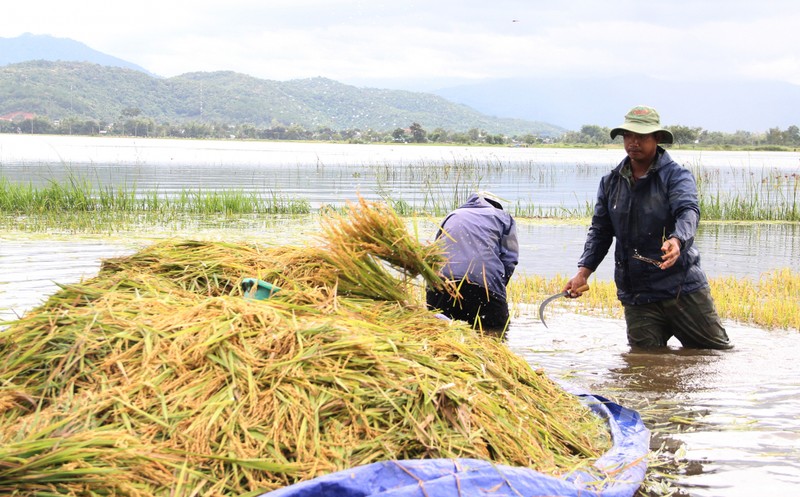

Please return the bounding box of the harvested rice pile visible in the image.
[0,199,611,496]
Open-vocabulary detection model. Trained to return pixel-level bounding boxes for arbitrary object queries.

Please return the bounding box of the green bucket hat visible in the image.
[610,105,674,144]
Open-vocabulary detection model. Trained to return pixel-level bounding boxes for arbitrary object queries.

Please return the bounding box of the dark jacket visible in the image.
[435,193,519,299]
[578,148,708,305]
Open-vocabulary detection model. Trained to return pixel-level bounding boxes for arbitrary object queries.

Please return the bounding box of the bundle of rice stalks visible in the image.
[320,197,457,298]
[0,199,612,496]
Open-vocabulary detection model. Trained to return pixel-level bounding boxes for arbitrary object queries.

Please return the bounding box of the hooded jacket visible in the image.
[435,193,519,299]
[578,148,708,305]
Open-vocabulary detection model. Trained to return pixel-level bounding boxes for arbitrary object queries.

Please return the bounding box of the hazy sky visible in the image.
[2,0,799,90]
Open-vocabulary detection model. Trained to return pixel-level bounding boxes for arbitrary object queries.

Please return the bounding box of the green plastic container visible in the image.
[241,278,280,300]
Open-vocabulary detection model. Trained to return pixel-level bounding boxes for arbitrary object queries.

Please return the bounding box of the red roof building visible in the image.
[0,111,36,121]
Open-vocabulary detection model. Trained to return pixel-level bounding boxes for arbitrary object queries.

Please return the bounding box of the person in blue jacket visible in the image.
[564,106,733,350]
[426,191,519,332]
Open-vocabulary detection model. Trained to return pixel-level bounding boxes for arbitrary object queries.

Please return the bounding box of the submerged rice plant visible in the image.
[508,270,800,330]
[708,268,800,329]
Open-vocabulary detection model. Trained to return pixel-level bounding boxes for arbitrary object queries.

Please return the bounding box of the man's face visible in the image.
[622,131,659,163]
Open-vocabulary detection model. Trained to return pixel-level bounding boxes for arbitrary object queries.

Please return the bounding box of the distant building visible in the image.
[0,111,36,122]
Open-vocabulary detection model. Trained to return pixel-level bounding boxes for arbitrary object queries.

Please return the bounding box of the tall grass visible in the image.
[0,177,311,215]
[693,168,800,221]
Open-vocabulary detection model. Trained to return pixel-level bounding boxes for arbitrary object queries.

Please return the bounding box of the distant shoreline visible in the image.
[1,130,798,153]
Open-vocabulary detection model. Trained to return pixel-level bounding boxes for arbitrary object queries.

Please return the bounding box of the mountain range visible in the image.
[0,34,563,137]
[2,33,799,134]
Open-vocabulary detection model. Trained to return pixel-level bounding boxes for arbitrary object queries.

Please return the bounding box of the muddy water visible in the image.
[2,228,799,497]
[507,312,800,497]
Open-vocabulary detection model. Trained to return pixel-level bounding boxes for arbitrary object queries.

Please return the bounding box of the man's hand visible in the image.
[564,267,592,297]
[660,237,681,269]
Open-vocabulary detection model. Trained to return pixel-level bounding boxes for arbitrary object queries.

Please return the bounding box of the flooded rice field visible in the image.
[2,135,800,496]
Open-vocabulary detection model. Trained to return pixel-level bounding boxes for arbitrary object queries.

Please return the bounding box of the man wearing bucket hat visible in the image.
[426,191,519,333]
[563,105,733,349]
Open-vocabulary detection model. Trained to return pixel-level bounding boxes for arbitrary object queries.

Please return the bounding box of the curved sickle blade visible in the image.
[538,291,567,329]
[537,284,590,328]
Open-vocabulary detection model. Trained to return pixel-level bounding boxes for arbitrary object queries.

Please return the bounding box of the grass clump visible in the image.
[0,198,612,496]
[0,176,311,215]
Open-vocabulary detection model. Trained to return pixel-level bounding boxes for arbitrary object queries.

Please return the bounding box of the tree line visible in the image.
[2,113,798,149]
[0,115,535,145]
[564,124,800,148]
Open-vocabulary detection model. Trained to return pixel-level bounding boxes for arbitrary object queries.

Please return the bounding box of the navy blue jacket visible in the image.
[435,194,519,299]
[578,148,709,305]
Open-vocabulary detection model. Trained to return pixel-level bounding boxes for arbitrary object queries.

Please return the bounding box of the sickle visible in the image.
[538,284,590,328]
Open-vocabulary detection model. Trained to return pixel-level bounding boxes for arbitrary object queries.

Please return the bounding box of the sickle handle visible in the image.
[572,283,590,294]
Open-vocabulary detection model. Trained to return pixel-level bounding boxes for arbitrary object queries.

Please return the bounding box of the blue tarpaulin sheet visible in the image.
[258,394,650,497]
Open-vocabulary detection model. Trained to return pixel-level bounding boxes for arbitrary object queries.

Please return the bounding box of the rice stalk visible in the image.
[508,269,800,330]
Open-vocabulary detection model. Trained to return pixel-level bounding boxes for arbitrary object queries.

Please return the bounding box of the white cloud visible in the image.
[3,0,800,87]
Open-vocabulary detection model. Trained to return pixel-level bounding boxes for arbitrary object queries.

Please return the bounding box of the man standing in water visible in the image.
[427,191,518,333]
[563,105,733,350]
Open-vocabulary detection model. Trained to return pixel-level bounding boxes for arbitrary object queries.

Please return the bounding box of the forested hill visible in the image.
[0,60,564,136]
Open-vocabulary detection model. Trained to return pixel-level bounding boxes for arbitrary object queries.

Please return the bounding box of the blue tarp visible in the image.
[258,394,650,497]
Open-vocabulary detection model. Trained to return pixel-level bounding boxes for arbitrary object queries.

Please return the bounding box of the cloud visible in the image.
[2,0,800,87]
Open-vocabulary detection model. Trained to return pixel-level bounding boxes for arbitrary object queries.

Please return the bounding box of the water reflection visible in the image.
[515,221,799,281]
[612,348,730,394]
[697,222,800,278]
[0,238,133,321]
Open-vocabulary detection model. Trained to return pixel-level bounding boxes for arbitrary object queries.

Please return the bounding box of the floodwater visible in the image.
[507,312,800,497]
[2,135,800,496]
[2,134,800,211]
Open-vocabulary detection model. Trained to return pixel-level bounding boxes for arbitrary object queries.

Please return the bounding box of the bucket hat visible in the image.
[610,105,674,144]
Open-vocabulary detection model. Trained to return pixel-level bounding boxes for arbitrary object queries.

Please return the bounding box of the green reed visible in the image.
[512,201,594,219]
[693,167,799,221]
[0,177,311,215]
